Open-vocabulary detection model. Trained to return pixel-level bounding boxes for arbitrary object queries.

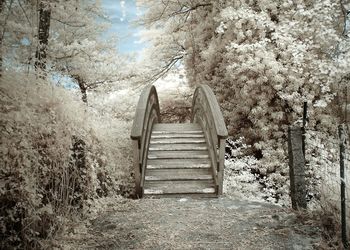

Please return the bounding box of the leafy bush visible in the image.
[224,137,289,205]
[0,72,133,249]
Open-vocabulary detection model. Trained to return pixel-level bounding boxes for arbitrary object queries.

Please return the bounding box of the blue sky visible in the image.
[101,0,144,54]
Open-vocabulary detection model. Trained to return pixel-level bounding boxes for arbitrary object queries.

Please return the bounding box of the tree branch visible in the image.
[169,3,212,17]
[51,17,87,28]
[17,0,32,26]
[1,0,14,42]
[145,54,184,84]
[141,1,212,25]
[54,51,80,60]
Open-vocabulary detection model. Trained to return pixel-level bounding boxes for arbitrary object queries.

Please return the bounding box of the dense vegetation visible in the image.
[1,0,350,248]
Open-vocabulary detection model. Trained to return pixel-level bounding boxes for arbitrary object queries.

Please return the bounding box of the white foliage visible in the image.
[0,71,134,247]
[138,2,350,220]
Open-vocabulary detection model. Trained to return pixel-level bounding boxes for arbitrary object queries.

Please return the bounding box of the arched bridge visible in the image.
[131,85,228,198]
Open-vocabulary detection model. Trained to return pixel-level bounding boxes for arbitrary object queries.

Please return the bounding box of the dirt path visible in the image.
[59,196,322,249]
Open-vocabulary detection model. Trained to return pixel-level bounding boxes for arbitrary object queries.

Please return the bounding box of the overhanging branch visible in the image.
[51,17,87,28]
[169,3,212,17]
[141,1,212,25]
[146,54,184,84]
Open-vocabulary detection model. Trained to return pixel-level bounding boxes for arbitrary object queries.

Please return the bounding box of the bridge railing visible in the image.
[131,85,161,197]
[192,85,228,194]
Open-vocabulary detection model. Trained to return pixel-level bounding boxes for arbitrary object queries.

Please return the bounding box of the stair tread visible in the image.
[148,151,209,160]
[152,130,204,135]
[145,168,213,181]
[147,159,211,169]
[153,123,202,132]
[149,143,207,151]
[143,180,216,195]
[151,133,204,139]
[150,138,206,144]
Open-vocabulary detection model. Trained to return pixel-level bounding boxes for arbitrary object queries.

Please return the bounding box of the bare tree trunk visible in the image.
[0,0,4,78]
[35,0,51,77]
[78,81,88,104]
[72,75,88,104]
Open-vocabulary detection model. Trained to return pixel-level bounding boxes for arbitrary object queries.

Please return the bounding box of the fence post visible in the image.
[288,126,307,209]
[302,102,308,157]
[339,124,349,249]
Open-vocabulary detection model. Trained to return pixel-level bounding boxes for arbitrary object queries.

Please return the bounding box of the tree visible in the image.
[136,0,206,82]
[0,0,3,77]
[1,0,127,103]
[48,0,126,103]
[35,0,51,76]
[140,0,350,141]
[0,0,8,77]
[138,0,350,184]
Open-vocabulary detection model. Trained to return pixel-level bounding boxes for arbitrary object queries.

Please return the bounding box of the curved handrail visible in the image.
[130,85,161,197]
[192,84,228,195]
[192,85,228,139]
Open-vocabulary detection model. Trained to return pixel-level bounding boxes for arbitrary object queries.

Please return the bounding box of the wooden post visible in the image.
[288,126,307,209]
[339,125,349,249]
[302,102,308,157]
[217,139,225,195]
[132,140,141,198]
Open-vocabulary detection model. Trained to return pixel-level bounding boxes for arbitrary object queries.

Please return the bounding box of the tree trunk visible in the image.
[35,1,51,77]
[78,81,88,104]
[72,75,88,104]
[0,0,4,78]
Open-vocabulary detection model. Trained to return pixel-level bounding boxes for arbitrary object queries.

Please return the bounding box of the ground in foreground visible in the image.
[58,197,322,249]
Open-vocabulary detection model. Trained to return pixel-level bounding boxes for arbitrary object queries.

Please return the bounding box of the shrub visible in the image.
[0,72,133,249]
